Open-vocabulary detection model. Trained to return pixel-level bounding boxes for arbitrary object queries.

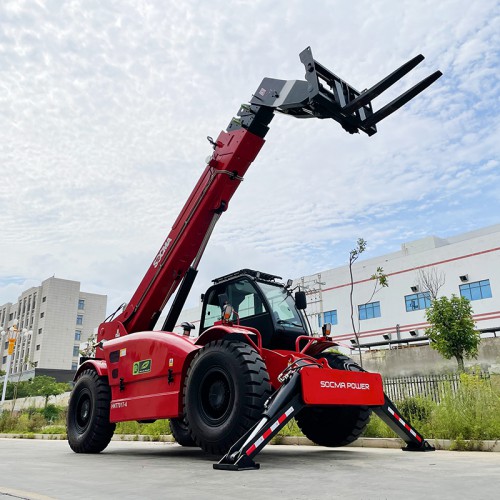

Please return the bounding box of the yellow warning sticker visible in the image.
[120,348,127,357]
[169,358,174,367]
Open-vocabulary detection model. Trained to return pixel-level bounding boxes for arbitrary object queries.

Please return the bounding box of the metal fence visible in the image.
[383,371,490,403]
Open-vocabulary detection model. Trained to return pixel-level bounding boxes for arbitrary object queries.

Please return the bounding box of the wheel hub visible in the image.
[200,370,231,424]
[76,390,92,431]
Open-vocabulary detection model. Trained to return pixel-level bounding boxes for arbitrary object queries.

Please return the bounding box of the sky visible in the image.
[1,0,499,318]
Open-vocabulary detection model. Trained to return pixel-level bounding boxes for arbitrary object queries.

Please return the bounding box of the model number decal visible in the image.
[152,238,172,268]
[320,381,370,390]
[133,359,152,375]
[111,401,127,409]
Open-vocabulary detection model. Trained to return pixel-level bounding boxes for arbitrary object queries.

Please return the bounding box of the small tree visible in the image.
[349,238,388,367]
[425,295,480,372]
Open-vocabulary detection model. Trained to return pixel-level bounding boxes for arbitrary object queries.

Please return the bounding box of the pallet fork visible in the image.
[214,361,434,471]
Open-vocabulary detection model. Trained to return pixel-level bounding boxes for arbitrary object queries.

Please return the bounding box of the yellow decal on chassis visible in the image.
[133,359,152,375]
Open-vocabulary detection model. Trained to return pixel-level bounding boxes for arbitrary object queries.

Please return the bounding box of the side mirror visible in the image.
[295,291,307,310]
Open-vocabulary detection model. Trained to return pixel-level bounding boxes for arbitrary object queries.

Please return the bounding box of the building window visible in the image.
[40,312,44,318]
[358,301,381,320]
[42,296,46,303]
[73,346,80,357]
[4,341,8,350]
[75,330,81,341]
[460,280,492,301]
[38,328,42,335]
[405,292,431,312]
[319,309,338,326]
[36,345,41,351]
[76,315,83,325]
[2,356,6,365]
[71,362,78,370]
[78,299,85,310]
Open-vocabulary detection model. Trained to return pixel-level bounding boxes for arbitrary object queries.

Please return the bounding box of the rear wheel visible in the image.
[67,369,116,453]
[184,339,271,455]
[170,417,196,447]
[295,353,371,447]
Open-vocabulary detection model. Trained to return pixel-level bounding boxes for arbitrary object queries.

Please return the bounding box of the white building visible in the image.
[0,277,106,378]
[177,224,500,347]
[301,224,500,348]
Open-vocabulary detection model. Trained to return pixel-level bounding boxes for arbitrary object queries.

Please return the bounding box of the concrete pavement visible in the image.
[1,439,500,499]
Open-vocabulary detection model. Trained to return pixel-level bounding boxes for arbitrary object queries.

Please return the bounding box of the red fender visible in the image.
[195,324,262,353]
[73,359,108,381]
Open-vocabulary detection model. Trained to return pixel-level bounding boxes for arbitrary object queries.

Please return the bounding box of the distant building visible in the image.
[0,277,106,381]
[176,224,500,348]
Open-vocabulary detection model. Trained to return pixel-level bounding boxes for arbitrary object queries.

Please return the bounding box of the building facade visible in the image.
[302,224,500,347]
[0,277,107,377]
[176,224,500,349]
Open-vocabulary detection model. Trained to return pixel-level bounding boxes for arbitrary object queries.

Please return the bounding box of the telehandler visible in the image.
[67,47,441,470]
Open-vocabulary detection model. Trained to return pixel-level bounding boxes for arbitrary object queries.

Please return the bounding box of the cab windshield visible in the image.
[258,282,304,328]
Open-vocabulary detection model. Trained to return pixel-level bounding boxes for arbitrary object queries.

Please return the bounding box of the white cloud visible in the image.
[0,0,499,317]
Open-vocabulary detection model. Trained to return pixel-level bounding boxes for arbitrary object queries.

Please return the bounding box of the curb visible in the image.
[1,434,499,451]
[276,436,500,452]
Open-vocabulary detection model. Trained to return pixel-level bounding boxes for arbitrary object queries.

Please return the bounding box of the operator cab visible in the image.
[200,269,309,350]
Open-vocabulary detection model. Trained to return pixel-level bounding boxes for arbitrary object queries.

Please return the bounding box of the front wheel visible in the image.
[67,369,116,453]
[295,353,371,447]
[183,339,271,455]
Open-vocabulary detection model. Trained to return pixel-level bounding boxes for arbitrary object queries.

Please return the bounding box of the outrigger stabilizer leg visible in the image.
[373,394,435,451]
[214,369,307,471]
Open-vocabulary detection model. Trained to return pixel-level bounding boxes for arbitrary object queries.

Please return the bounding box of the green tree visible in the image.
[425,295,480,372]
[26,376,70,408]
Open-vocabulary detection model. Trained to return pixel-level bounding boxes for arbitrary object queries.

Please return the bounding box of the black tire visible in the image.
[170,417,196,447]
[295,353,371,447]
[183,339,271,455]
[67,369,116,453]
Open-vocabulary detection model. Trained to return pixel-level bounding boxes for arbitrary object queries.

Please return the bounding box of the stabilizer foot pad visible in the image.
[402,440,435,452]
[213,454,260,471]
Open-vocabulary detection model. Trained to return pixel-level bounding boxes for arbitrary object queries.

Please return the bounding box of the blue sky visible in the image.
[0,0,499,314]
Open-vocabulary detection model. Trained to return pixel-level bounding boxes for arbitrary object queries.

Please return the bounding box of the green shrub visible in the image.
[17,413,46,433]
[362,414,398,438]
[429,373,500,441]
[115,419,171,437]
[0,411,20,432]
[43,404,62,422]
[397,396,435,427]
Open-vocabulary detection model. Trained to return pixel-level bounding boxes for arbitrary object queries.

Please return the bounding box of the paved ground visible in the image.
[1,439,499,499]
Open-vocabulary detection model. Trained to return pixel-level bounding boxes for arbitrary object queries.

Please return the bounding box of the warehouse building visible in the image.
[0,277,106,381]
